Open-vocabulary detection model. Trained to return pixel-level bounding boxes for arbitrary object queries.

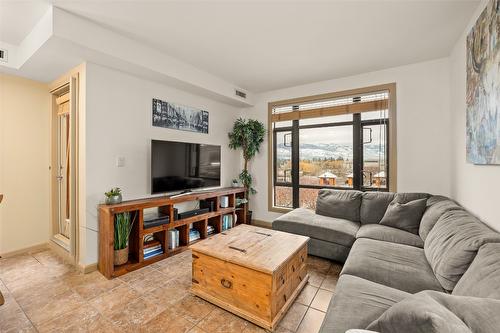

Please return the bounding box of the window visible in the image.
[269,84,395,211]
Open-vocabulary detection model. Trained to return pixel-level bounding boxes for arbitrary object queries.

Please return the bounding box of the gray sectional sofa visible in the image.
[273,189,500,333]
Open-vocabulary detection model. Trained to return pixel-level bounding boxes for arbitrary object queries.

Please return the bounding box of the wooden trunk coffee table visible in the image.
[190,224,309,331]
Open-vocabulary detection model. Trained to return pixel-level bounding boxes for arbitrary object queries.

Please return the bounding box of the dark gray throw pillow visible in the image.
[379,198,427,234]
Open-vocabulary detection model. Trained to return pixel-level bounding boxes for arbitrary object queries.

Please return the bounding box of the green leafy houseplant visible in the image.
[105,187,122,205]
[113,212,136,265]
[228,118,265,213]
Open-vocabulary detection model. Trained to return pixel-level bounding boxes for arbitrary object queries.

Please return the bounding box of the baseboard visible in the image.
[250,219,272,229]
[48,240,76,265]
[79,262,98,274]
[0,242,49,258]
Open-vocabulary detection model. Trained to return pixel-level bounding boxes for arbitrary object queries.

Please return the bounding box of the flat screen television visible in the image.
[151,140,221,194]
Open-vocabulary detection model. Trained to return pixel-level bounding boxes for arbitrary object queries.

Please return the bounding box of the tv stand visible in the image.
[98,187,247,279]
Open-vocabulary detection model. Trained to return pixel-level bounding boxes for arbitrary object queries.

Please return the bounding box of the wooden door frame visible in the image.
[49,65,83,263]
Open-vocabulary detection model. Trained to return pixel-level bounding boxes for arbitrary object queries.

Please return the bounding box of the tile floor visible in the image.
[0,249,341,333]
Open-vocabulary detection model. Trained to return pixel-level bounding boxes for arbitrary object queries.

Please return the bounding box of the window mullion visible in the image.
[353,114,362,190]
[291,119,300,208]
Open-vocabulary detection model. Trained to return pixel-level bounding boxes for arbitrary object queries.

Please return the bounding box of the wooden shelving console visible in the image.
[98,187,247,279]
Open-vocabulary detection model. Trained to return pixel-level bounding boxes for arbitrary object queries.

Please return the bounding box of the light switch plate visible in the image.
[116,156,125,167]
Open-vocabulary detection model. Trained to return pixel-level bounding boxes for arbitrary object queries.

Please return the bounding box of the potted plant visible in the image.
[105,187,122,204]
[231,179,240,188]
[228,118,265,223]
[114,212,136,266]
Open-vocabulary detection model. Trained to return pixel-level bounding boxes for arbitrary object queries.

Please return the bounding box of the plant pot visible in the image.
[106,194,122,205]
[232,182,240,188]
[246,210,253,224]
[114,246,129,266]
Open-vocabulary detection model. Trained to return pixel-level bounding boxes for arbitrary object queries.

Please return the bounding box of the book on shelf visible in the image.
[143,239,161,249]
[189,229,201,242]
[144,248,164,259]
[143,245,162,254]
[207,225,215,235]
[222,214,233,231]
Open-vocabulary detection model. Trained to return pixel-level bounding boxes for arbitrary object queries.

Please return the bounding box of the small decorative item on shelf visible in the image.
[231,179,240,187]
[236,198,248,207]
[168,229,179,249]
[113,211,135,266]
[105,187,122,205]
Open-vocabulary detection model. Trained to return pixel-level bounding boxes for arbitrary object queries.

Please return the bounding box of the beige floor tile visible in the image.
[296,307,326,333]
[2,248,342,333]
[320,272,339,292]
[190,326,210,333]
[126,269,170,294]
[308,270,327,287]
[117,266,157,283]
[329,262,343,275]
[144,278,189,308]
[89,284,141,315]
[310,289,333,312]
[242,322,268,333]
[22,289,87,326]
[176,294,216,324]
[106,296,165,330]
[141,308,195,333]
[197,307,248,333]
[277,302,308,332]
[64,270,124,300]
[307,256,332,275]
[36,303,121,333]
[0,295,35,333]
[295,284,318,306]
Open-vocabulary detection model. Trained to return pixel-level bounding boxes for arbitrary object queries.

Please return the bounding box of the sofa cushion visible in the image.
[393,192,429,203]
[356,224,424,248]
[379,198,427,234]
[342,238,443,293]
[419,195,463,241]
[367,291,500,333]
[360,191,395,224]
[273,208,359,247]
[424,209,500,291]
[316,189,362,222]
[319,274,409,333]
[453,243,500,300]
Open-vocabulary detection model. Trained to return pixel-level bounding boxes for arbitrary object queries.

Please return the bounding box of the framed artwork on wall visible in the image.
[152,98,209,134]
[466,0,499,165]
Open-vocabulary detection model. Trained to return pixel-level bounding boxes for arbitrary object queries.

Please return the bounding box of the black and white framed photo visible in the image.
[152,98,209,134]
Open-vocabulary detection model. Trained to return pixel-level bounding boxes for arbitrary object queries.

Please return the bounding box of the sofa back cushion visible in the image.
[316,189,362,222]
[393,192,429,203]
[419,195,463,241]
[367,290,500,333]
[360,192,395,224]
[453,243,500,300]
[379,198,427,234]
[424,210,500,291]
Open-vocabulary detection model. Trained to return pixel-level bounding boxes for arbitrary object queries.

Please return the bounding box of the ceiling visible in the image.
[0,1,50,44]
[1,1,479,93]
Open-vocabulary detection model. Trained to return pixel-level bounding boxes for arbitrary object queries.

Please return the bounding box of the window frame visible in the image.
[268,83,397,213]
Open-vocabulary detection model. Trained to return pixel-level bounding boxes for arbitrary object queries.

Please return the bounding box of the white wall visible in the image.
[450,0,499,232]
[82,63,242,265]
[0,73,50,254]
[245,58,452,223]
